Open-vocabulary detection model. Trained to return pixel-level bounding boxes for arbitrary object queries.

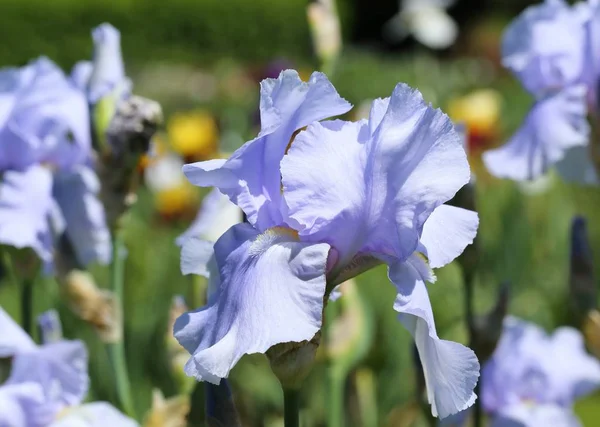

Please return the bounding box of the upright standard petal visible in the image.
[7,340,89,409]
[282,84,470,268]
[49,402,139,427]
[70,61,93,92]
[174,223,330,383]
[390,255,479,419]
[53,165,112,266]
[0,307,36,357]
[88,24,130,104]
[502,0,586,96]
[182,70,351,231]
[176,188,243,246]
[0,166,55,267]
[0,383,52,427]
[483,86,589,181]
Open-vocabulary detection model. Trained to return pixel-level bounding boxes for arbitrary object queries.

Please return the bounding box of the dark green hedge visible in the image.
[0,0,351,68]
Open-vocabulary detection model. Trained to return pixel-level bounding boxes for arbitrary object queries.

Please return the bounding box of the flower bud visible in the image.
[266,332,321,390]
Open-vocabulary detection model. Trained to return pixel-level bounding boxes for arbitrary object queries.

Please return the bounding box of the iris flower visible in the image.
[483,0,598,184]
[50,402,138,427]
[175,70,479,418]
[482,317,600,427]
[0,308,89,424]
[0,24,128,270]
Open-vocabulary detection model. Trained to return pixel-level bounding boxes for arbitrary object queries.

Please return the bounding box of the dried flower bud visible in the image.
[143,389,190,427]
[97,95,163,227]
[62,269,121,343]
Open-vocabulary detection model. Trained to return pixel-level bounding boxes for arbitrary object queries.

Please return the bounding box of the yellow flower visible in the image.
[168,110,219,160]
[447,89,502,143]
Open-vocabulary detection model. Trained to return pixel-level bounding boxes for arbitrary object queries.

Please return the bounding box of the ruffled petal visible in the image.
[0,57,91,171]
[390,255,479,419]
[420,205,478,269]
[483,86,589,181]
[88,23,130,104]
[182,70,351,231]
[174,223,330,383]
[0,165,55,266]
[53,165,112,266]
[176,188,243,246]
[282,83,469,268]
[7,340,89,409]
[502,0,585,96]
[0,307,36,357]
[0,382,52,427]
[49,402,138,427]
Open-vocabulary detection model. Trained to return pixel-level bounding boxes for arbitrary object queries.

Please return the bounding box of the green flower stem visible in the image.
[283,388,301,427]
[20,278,34,336]
[325,300,344,427]
[106,231,136,418]
[327,367,345,427]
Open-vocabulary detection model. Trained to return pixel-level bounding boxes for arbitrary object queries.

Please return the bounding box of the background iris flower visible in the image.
[483,0,599,184]
[174,70,479,419]
[482,317,600,427]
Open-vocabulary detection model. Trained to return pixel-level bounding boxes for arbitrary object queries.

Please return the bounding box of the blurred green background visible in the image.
[2,0,600,425]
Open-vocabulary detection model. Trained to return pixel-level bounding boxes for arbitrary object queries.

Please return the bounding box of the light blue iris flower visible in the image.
[175,70,479,418]
[0,308,89,425]
[0,24,127,269]
[483,0,599,184]
[482,317,600,427]
[49,402,138,427]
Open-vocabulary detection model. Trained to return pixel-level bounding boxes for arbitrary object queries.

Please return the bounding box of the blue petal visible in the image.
[491,403,582,427]
[0,57,91,171]
[176,188,243,247]
[49,402,138,427]
[502,0,586,97]
[390,255,479,419]
[38,309,63,345]
[53,165,112,266]
[0,166,56,267]
[174,223,330,383]
[7,340,89,409]
[88,23,130,104]
[282,84,470,269]
[482,317,600,412]
[420,205,478,269]
[182,70,351,231]
[70,61,93,92]
[0,383,52,427]
[555,146,600,186]
[483,86,589,181]
[0,307,36,357]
